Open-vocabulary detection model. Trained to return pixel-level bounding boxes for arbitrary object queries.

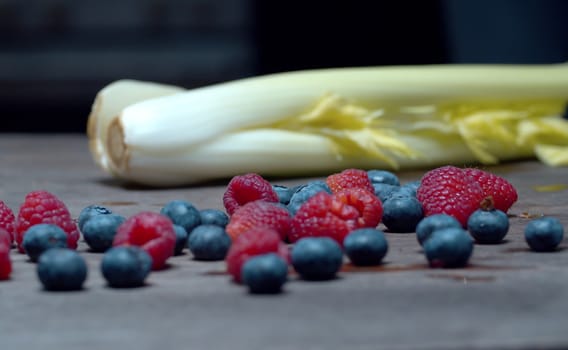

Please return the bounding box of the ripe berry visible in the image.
[372,183,399,202]
[326,168,374,194]
[78,205,113,232]
[113,212,176,270]
[160,200,202,234]
[225,227,288,283]
[524,217,564,252]
[287,181,331,215]
[199,209,229,227]
[187,225,231,261]
[226,200,291,241]
[0,200,15,244]
[381,196,424,233]
[16,190,79,252]
[101,246,152,288]
[173,225,188,256]
[467,200,509,244]
[37,248,88,291]
[272,185,293,205]
[242,253,288,294]
[0,228,11,248]
[0,242,12,280]
[22,224,68,262]
[343,228,388,266]
[291,237,343,280]
[417,166,485,227]
[223,173,279,216]
[463,168,518,213]
[82,214,126,252]
[367,169,400,186]
[415,214,462,246]
[423,227,474,268]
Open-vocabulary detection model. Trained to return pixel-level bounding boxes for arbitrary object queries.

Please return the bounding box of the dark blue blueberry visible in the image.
[173,225,188,255]
[524,216,564,252]
[78,205,113,232]
[160,200,202,233]
[37,248,88,291]
[199,209,229,227]
[367,170,400,186]
[381,196,424,233]
[23,224,68,262]
[291,237,343,280]
[416,214,462,246]
[242,253,288,294]
[82,214,126,252]
[467,209,509,244]
[423,227,474,268]
[343,228,388,266]
[287,181,332,215]
[101,246,152,288]
[372,183,399,202]
[393,183,419,198]
[187,225,231,261]
[272,185,293,205]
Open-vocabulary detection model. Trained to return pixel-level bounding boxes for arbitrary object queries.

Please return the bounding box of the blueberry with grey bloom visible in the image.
[524,216,564,252]
[415,214,462,246]
[173,225,188,255]
[423,227,474,268]
[272,185,293,205]
[287,181,332,215]
[467,208,509,244]
[199,209,229,227]
[372,183,399,202]
[82,214,126,252]
[188,225,231,261]
[367,170,400,186]
[291,237,343,280]
[101,246,152,288]
[160,200,202,233]
[23,224,68,262]
[381,196,423,233]
[78,205,112,232]
[343,228,388,266]
[37,248,88,291]
[242,253,288,294]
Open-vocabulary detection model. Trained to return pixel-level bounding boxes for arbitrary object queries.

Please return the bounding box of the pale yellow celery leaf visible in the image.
[518,116,568,146]
[534,144,568,166]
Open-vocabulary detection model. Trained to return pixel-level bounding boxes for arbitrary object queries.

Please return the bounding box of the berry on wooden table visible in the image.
[78,205,113,233]
[37,248,88,291]
[223,173,279,215]
[226,200,291,241]
[199,209,229,227]
[415,214,462,246]
[381,195,424,233]
[187,225,231,261]
[160,200,202,234]
[423,227,474,268]
[101,246,152,288]
[326,168,374,194]
[172,225,189,256]
[242,253,288,294]
[82,214,126,252]
[367,169,400,186]
[22,224,68,262]
[343,228,389,266]
[0,200,16,244]
[291,237,344,281]
[466,198,509,244]
[524,216,564,252]
[463,168,518,213]
[0,242,11,280]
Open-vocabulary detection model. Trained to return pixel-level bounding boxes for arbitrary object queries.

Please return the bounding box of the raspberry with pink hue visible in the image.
[226,200,291,241]
[225,227,289,283]
[0,242,11,280]
[0,200,15,244]
[417,166,485,227]
[326,168,374,194]
[15,190,79,253]
[113,212,176,270]
[223,173,279,216]
[463,168,518,213]
[289,189,383,245]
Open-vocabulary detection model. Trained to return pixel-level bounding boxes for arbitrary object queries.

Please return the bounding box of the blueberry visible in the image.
[101,246,152,288]
[78,205,113,232]
[82,214,126,252]
[199,209,229,227]
[367,170,400,186]
[372,183,399,202]
[160,200,202,233]
[23,224,68,262]
[423,227,474,268]
[272,185,293,205]
[393,183,418,198]
[524,216,564,252]
[291,237,343,280]
[287,181,332,215]
[343,228,388,266]
[416,214,462,246]
[37,248,88,291]
[381,196,424,233]
[187,225,231,261]
[402,180,421,194]
[242,253,288,294]
[173,225,188,255]
[467,209,509,244]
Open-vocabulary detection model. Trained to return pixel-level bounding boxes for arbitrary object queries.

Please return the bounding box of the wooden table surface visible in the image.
[1,134,567,350]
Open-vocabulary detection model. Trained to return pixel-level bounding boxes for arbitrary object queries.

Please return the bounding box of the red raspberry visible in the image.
[225,227,289,283]
[0,242,11,280]
[289,188,383,245]
[226,200,291,241]
[15,190,79,253]
[223,173,279,216]
[113,212,176,270]
[463,168,518,213]
[417,166,485,227]
[0,229,11,248]
[326,168,374,194]
[0,201,15,245]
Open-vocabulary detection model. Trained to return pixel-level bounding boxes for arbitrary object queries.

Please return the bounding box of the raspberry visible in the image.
[0,200,15,244]
[326,168,374,194]
[225,227,289,283]
[15,190,79,253]
[223,173,279,216]
[226,200,291,241]
[289,188,383,245]
[113,212,176,270]
[0,228,11,248]
[0,242,11,280]
[463,168,518,213]
[417,166,485,227]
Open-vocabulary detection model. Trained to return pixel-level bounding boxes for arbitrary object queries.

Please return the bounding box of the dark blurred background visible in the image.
[1,0,567,132]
